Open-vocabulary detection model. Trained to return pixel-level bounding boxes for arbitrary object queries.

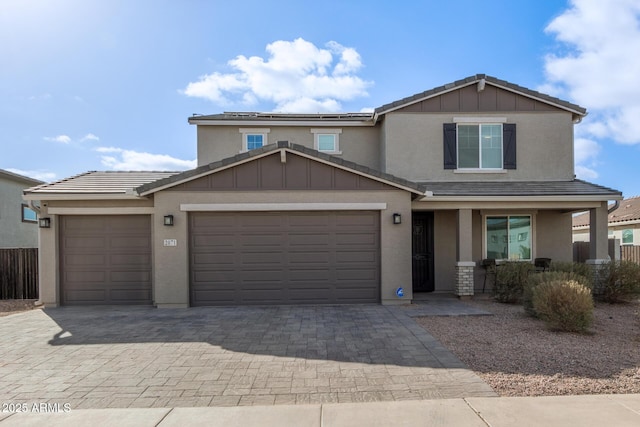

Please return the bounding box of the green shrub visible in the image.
[523,271,592,316]
[549,261,593,287]
[493,262,534,303]
[598,260,640,303]
[532,280,593,332]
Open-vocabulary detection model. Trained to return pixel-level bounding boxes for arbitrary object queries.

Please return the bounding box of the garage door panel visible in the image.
[60,215,152,305]
[289,233,330,246]
[110,236,151,249]
[111,254,151,266]
[65,271,106,283]
[110,289,152,302]
[336,250,377,263]
[63,236,107,250]
[190,211,379,306]
[193,252,236,265]
[64,289,107,303]
[64,254,106,266]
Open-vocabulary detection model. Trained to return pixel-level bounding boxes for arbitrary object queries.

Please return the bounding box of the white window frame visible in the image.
[482,213,536,261]
[453,118,506,171]
[311,129,342,154]
[239,128,270,152]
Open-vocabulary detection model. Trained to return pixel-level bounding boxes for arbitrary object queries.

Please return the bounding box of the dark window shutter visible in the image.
[503,123,516,169]
[443,123,457,169]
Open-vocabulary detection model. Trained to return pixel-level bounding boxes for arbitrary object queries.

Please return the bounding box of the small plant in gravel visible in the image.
[597,260,640,303]
[523,271,592,316]
[493,262,534,303]
[532,280,594,332]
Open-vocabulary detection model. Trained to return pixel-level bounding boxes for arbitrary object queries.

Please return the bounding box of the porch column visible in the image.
[455,209,475,298]
[587,201,610,294]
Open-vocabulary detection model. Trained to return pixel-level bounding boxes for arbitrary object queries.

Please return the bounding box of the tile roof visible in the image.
[374,74,587,116]
[136,141,428,196]
[24,171,179,195]
[573,196,640,228]
[419,180,621,198]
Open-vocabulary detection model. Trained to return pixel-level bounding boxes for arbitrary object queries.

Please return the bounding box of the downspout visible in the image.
[29,200,41,214]
[608,200,620,214]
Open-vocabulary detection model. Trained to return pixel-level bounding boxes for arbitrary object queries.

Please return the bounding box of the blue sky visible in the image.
[2,0,639,197]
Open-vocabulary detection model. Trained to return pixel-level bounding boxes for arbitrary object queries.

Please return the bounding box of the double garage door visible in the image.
[190,211,380,306]
[59,211,380,306]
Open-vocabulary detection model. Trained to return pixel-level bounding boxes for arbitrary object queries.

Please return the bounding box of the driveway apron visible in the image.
[0,305,496,409]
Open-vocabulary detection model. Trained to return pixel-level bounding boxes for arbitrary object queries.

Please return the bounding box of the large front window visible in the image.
[458,124,502,169]
[486,215,531,260]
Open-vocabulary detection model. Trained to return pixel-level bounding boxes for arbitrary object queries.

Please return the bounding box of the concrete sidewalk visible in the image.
[2,394,639,426]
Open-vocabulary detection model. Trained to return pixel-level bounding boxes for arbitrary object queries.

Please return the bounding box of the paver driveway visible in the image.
[0,305,495,409]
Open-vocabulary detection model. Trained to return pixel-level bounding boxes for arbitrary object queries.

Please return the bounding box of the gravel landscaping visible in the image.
[416,297,640,397]
[0,299,41,317]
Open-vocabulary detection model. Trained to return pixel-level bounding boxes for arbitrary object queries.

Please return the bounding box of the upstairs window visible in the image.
[444,121,516,170]
[458,124,502,169]
[246,134,264,150]
[311,129,342,154]
[239,128,270,152]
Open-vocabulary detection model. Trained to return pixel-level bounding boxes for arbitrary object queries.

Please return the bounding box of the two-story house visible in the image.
[0,169,43,249]
[24,74,621,307]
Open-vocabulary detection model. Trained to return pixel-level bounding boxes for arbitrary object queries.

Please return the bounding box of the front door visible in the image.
[412,212,434,292]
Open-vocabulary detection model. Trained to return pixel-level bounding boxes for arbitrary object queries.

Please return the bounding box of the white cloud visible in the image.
[543,0,640,145]
[44,134,71,144]
[575,165,599,180]
[96,147,196,171]
[182,38,372,113]
[80,133,100,142]
[5,168,56,182]
[574,137,601,164]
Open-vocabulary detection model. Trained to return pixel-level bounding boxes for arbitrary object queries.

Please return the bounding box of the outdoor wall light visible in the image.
[38,217,51,228]
[163,215,174,226]
[392,213,402,225]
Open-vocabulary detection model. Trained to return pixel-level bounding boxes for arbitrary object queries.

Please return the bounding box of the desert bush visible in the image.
[549,261,593,287]
[597,260,640,303]
[523,271,592,316]
[532,280,594,332]
[493,262,534,303]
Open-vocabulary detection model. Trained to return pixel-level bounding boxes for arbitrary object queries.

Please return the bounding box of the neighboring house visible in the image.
[573,196,640,245]
[0,169,43,249]
[24,74,622,307]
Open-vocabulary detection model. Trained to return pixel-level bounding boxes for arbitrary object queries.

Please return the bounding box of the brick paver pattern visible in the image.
[0,305,496,409]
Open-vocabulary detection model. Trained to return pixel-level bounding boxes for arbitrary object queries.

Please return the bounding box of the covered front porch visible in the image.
[411,195,617,298]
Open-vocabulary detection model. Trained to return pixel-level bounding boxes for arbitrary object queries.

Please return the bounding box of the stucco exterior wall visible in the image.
[197,126,380,171]
[536,210,573,262]
[153,190,413,307]
[433,210,456,292]
[381,111,575,182]
[0,177,39,248]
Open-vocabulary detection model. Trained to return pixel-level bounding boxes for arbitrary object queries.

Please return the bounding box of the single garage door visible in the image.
[190,211,380,306]
[59,215,152,305]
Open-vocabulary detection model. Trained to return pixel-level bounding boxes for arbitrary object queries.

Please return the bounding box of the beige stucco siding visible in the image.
[1,177,39,248]
[536,210,573,262]
[382,111,575,182]
[197,126,381,171]
[153,190,412,307]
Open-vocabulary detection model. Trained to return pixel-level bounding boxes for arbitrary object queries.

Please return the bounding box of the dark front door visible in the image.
[412,212,434,292]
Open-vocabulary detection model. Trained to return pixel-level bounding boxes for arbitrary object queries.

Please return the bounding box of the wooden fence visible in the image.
[621,245,640,264]
[0,248,38,299]
[574,240,640,265]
